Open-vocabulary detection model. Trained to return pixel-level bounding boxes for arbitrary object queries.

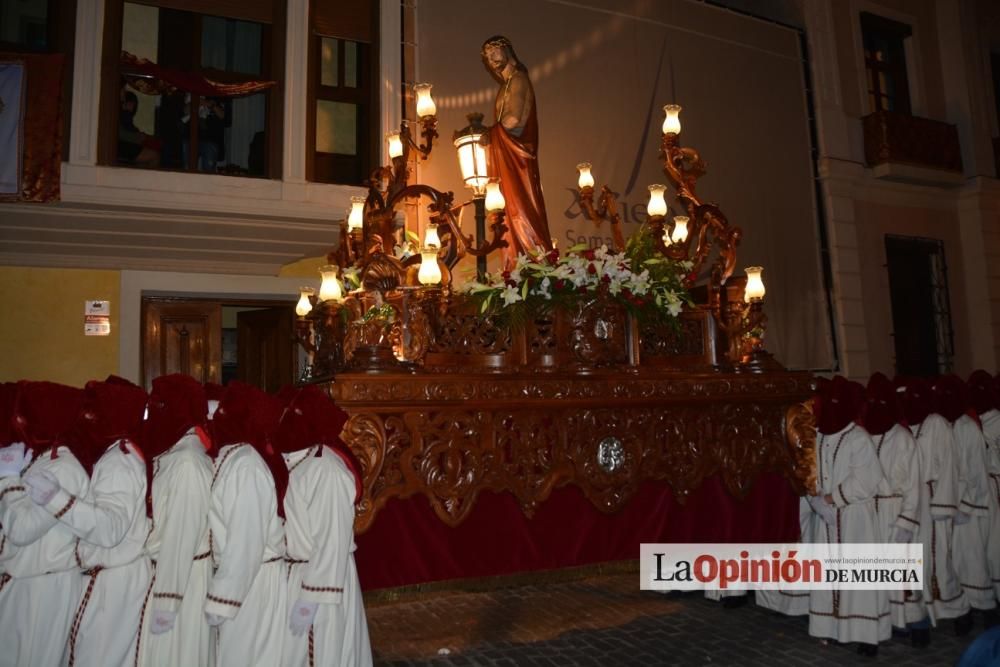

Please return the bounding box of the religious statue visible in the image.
[481,35,553,268]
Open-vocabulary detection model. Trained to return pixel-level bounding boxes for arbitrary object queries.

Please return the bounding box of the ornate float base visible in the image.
[331,368,811,588]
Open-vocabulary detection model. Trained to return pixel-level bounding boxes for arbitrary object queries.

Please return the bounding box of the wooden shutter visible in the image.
[127,0,275,25]
[312,0,372,42]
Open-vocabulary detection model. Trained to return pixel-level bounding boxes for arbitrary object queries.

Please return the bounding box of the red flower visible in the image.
[587,263,597,275]
[583,249,595,261]
[554,279,566,291]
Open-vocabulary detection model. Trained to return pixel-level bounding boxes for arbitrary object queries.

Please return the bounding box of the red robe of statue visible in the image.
[488,67,552,269]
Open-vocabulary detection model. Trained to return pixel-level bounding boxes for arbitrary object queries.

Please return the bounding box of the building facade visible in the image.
[1,0,998,386]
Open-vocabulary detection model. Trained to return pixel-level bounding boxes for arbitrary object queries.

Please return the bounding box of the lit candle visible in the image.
[318,265,344,302]
[744,266,766,303]
[295,287,314,317]
[418,249,442,285]
[647,184,668,217]
[671,216,689,244]
[386,131,403,159]
[347,196,365,232]
[577,162,595,189]
[424,223,441,248]
[414,83,437,118]
[485,180,506,212]
[662,104,682,135]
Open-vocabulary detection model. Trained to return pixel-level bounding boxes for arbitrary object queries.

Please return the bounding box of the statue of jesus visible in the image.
[481,35,553,268]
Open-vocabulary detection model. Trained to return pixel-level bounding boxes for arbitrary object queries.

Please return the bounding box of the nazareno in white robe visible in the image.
[0,445,89,667]
[911,414,970,622]
[950,413,996,610]
[808,422,891,646]
[753,496,815,616]
[207,443,287,667]
[871,423,924,627]
[282,446,373,667]
[40,439,151,667]
[981,408,1000,602]
[137,429,214,667]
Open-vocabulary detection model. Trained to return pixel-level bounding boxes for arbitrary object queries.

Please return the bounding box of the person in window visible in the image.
[119,91,161,168]
[181,94,227,173]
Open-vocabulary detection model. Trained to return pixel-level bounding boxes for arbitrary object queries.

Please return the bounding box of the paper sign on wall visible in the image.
[85,300,111,336]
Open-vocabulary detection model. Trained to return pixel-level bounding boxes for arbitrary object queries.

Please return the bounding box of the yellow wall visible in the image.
[279,255,326,279]
[0,267,120,387]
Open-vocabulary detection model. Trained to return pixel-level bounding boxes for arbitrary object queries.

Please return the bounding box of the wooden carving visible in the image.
[330,370,813,532]
[783,399,817,496]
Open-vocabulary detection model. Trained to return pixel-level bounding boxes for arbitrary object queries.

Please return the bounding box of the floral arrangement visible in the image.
[463,225,692,324]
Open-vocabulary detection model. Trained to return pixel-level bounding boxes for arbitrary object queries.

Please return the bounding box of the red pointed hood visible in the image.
[933,374,969,424]
[212,380,289,516]
[274,386,361,504]
[968,370,996,416]
[864,372,900,435]
[815,376,864,435]
[895,376,933,427]
[13,381,85,454]
[65,378,147,474]
[143,374,209,458]
[212,381,282,451]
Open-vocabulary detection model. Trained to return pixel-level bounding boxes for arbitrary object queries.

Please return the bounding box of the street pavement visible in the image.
[367,572,988,666]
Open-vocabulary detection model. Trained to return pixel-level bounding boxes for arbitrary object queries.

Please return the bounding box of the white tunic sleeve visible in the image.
[925,417,958,518]
[0,450,89,547]
[890,430,921,532]
[832,432,882,507]
[297,456,354,606]
[40,443,145,548]
[205,452,271,618]
[954,417,991,516]
[151,455,211,613]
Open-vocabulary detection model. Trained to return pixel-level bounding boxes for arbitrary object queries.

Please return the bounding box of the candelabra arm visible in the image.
[402,117,438,160]
[577,185,626,253]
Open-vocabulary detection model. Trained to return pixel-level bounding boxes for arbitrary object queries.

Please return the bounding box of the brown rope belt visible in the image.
[150,549,212,568]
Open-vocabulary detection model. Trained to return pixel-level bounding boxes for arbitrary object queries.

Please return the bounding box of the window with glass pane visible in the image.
[115,1,273,177]
[861,12,912,115]
[313,35,370,184]
[0,0,49,50]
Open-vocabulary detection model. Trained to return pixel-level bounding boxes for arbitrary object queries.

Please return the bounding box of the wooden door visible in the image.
[237,307,295,393]
[142,299,222,390]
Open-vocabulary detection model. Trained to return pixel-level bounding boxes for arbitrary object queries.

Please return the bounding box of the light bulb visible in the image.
[647,184,668,217]
[744,266,766,303]
[295,287,314,316]
[671,216,689,244]
[418,248,442,285]
[662,104,682,135]
[424,223,441,248]
[347,196,365,232]
[414,83,437,118]
[318,265,344,302]
[386,131,403,159]
[577,162,594,189]
[485,180,506,212]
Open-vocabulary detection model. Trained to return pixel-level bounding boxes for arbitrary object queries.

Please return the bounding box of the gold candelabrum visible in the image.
[573,104,772,369]
[295,98,775,377]
[293,85,509,379]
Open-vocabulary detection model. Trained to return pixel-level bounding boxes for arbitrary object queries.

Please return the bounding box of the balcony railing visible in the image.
[862,110,962,174]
